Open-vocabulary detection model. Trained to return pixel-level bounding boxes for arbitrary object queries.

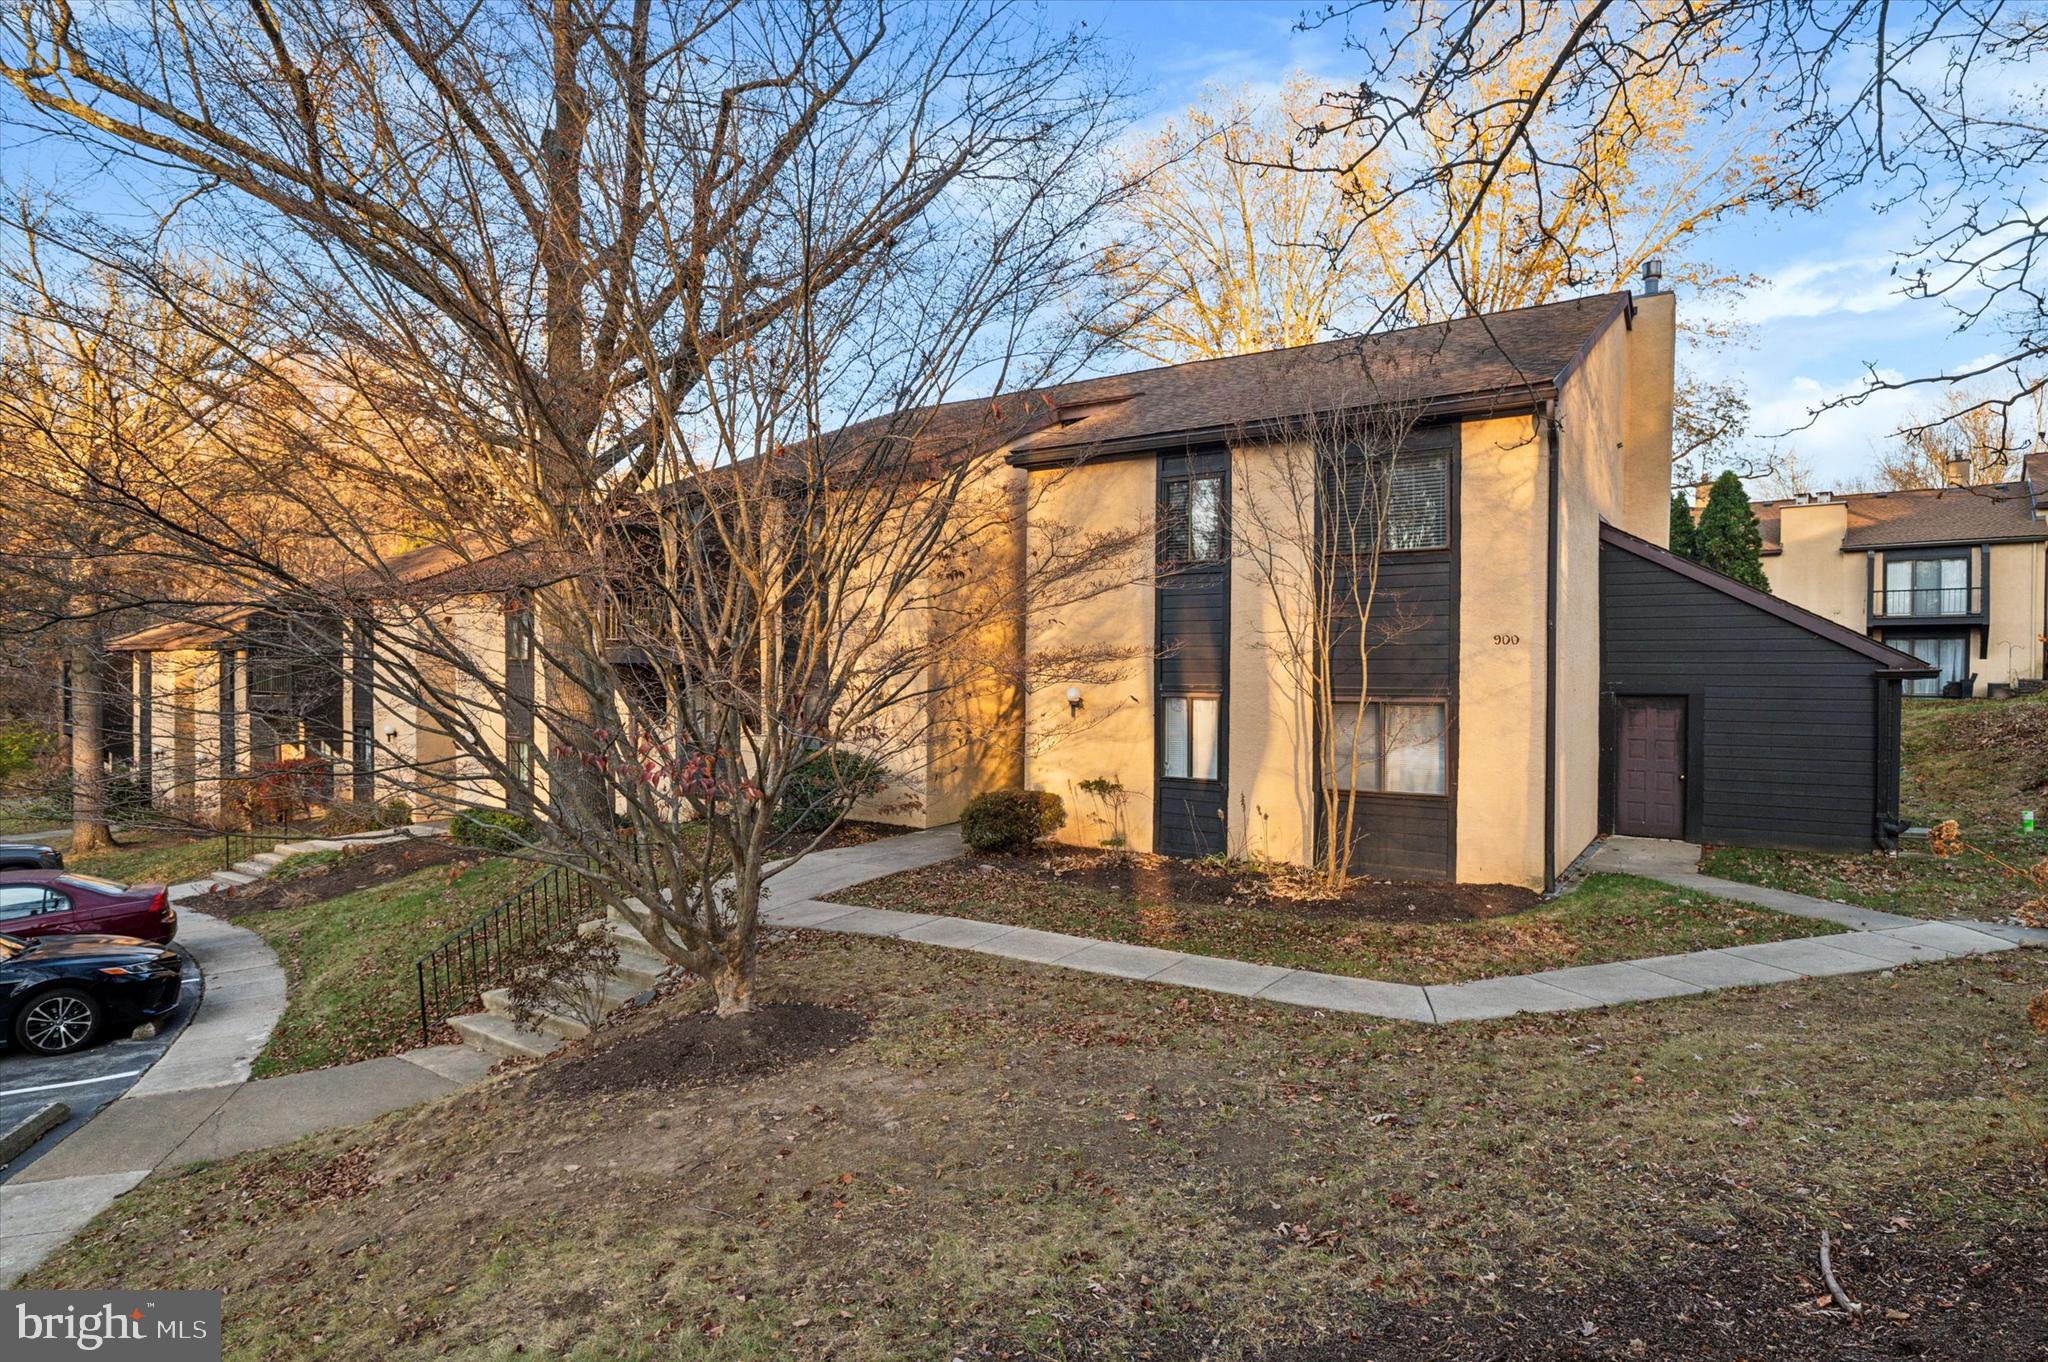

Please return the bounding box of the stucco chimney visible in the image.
[1693,478,1712,509]
[1943,454,1971,486]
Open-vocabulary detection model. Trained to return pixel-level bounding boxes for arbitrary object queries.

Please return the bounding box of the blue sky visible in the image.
[1059,0,2045,490]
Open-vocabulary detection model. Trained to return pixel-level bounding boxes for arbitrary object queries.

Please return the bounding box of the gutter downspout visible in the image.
[1543,401,1560,893]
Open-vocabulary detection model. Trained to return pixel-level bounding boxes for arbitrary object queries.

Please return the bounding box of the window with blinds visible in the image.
[1326,449,1449,553]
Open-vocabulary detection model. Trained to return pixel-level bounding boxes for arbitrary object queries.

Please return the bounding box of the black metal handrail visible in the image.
[413,862,598,1044]
[219,827,306,869]
[1869,584,1983,619]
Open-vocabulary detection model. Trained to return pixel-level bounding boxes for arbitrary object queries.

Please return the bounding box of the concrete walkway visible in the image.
[0,829,491,1286]
[748,827,2045,1028]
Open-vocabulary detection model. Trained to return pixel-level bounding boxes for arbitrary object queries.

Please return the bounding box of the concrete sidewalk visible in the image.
[0,836,491,1287]
[749,828,2043,1027]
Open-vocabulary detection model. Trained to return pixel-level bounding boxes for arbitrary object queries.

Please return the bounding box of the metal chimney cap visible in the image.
[1641,259,1665,294]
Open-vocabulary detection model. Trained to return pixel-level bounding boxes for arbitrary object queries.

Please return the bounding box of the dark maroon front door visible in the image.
[1616,697,1686,838]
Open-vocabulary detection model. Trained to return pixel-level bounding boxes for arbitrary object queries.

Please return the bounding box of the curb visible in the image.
[0,1103,71,1169]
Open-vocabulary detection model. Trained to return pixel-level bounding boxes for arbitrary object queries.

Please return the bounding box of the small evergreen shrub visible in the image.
[450,808,534,852]
[773,749,890,834]
[960,789,1066,853]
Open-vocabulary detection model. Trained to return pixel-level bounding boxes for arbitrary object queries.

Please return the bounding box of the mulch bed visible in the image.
[213,839,484,917]
[535,1002,867,1098]
[962,846,1539,923]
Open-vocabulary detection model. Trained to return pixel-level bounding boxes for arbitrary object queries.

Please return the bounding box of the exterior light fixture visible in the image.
[1065,686,1083,716]
[384,725,399,744]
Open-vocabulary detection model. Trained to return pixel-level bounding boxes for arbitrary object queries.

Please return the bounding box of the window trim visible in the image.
[1324,697,1449,798]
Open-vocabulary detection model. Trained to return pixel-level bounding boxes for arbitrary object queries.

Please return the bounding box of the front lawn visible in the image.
[837,851,1838,984]
[1703,690,2048,922]
[217,849,527,1077]
[24,932,2046,1360]
[63,832,235,888]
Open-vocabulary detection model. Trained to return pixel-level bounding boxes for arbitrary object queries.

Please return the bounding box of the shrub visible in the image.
[773,749,890,834]
[232,756,333,827]
[450,808,534,852]
[960,789,1066,853]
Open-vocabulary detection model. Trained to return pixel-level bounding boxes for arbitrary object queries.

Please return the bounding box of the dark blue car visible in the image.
[0,930,182,1055]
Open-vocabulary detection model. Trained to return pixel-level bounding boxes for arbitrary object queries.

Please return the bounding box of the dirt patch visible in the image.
[976,1201,2048,1361]
[536,1001,867,1098]
[214,838,483,916]
[960,846,1537,922]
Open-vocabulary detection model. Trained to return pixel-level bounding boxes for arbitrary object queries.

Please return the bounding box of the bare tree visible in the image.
[1231,393,1431,889]
[1303,1,2048,446]
[0,1,1142,1014]
[1874,383,2046,489]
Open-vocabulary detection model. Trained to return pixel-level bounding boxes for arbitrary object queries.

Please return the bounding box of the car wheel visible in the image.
[14,987,102,1055]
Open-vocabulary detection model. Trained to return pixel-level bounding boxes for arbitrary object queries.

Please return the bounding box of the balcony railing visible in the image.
[1869,585,1983,620]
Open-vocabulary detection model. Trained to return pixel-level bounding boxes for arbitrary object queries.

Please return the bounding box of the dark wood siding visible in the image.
[1601,542,1898,850]
[1156,448,1229,857]
[1323,430,1457,879]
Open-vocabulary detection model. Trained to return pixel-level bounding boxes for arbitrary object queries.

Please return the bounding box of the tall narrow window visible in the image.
[1160,474,1226,564]
[1161,694,1220,780]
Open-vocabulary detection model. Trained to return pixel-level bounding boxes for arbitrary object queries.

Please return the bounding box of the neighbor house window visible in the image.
[1328,449,1449,553]
[506,608,534,661]
[1883,555,1969,617]
[1328,700,1446,794]
[1161,694,1220,781]
[1160,473,1225,563]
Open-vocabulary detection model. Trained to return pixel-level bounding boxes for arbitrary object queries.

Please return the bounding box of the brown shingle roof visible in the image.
[1757,477,2046,553]
[1002,292,1632,464]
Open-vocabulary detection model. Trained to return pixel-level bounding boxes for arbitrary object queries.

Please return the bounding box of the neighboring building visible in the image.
[104,284,1936,884]
[1755,455,2048,697]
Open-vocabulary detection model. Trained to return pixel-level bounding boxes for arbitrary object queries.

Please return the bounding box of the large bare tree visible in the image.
[0,0,1140,1013]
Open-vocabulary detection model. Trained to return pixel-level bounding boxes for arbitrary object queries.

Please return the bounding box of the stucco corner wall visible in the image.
[1986,540,2047,688]
[1023,458,1156,852]
[1454,414,1547,889]
[1763,502,1860,629]
[1226,440,1315,866]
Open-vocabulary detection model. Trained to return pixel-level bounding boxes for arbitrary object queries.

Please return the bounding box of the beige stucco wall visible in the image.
[140,648,224,812]
[1622,291,1677,543]
[1454,414,1548,887]
[1762,503,1862,628]
[1985,540,2047,688]
[1227,440,1317,865]
[1023,458,1156,851]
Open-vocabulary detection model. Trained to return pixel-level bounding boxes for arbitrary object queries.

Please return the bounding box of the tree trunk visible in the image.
[68,638,114,853]
[710,952,755,1017]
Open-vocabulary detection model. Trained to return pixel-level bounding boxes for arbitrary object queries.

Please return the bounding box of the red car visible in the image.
[0,871,177,944]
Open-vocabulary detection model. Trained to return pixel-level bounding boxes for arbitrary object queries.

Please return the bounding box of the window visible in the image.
[1328,449,1449,553]
[1900,635,1969,696]
[1328,700,1446,795]
[509,738,535,791]
[506,605,534,662]
[1160,694,1220,781]
[1884,556,1969,617]
[0,885,68,923]
[1160,474,1225,563]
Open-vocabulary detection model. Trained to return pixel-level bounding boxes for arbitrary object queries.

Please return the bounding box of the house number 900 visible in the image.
[1492,633,1521,646]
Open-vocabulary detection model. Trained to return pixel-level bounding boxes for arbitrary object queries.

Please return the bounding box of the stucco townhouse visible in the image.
[103,283,1936,889]
[1753,455,2048,699]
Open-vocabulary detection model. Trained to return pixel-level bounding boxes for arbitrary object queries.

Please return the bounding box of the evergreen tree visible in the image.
[1693,470,1770,591]
[1668,492,1698,560]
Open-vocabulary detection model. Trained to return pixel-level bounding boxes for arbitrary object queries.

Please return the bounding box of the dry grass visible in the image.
[838,864,1839,983]
[27,930,2047,1360]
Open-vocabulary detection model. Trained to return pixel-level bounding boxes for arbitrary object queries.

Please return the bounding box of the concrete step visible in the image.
[576,918,672,987]
[231,860,270,877]
[210,869,256,887]
[479,976,647,1041]
[247,851,286,868]
[448,1010,561,1060]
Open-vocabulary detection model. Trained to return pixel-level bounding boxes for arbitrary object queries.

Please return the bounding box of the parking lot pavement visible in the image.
[0,949,200,1181]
